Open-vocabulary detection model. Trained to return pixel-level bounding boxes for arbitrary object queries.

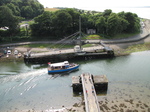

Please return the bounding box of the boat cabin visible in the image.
[48,61,70,70]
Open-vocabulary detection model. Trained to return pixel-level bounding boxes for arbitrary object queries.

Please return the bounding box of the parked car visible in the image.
[7,50,11,54]
[14,50,18,55]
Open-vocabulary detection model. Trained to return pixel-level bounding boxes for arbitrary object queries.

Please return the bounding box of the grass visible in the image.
[83,32,140,40]
[84,35,104,40]
[22,43,95,49]
[22,43,74,49]
[82,44,93,47]
[111,32,140,39]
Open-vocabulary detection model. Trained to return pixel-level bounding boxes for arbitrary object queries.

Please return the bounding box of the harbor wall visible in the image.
[24,52,114,64]
[72,75,108,93]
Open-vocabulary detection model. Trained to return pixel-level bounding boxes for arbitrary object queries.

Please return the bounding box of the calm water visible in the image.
[0,51,150,111]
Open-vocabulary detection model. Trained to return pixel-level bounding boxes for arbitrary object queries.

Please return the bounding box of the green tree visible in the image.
[107,13,120,36]
[0,0,11,5]
[124,12,140,33]
[80,13,89,32]
[65,8,80,33]
[30,1,44,18]
[102,9,112,19]
[0,6,22,39]
[21,6,33,19]
[96,16,106,34]
[6,3,20,16]
[31,11,53,36]
[1,0,44,19]
[117,11,129,33]
[52,10,72,37]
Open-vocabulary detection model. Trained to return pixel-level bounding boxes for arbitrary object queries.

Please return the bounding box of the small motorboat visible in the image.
[48,61,79,74]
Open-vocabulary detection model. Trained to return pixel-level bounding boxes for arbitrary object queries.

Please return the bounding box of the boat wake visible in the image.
[0,68,49,97]
[0,68,47,84]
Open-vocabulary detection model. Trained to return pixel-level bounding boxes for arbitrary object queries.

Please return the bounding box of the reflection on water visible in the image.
[0,51,150,111]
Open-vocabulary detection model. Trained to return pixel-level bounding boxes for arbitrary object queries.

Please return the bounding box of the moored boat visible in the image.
[48,61,79,74]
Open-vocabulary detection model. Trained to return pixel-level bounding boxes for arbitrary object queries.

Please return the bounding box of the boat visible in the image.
[48,61,79,74]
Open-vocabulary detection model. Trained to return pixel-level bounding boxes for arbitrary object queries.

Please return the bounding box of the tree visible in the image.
[30,1,44,18]
[52,10,72,37]
[31,11,53,36]
[0,6,22,39]
[80,13,90,32]
[65,8,80,33]
[102,9,112,18]
[96,16,106,34]
[117,11,129,33]
[1,0,44,19]
[0,0,11,5]
[21,6,33,19]
[107,13,120,36]
[6,3,20,16]
[124,12,140,33]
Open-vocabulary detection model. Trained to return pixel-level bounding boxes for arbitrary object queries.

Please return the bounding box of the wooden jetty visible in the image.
[72,73,108,112]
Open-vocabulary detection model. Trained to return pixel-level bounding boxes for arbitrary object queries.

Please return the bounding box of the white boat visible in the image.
[48,61,79,74]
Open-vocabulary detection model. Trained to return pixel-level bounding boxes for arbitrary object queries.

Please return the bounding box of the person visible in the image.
[51,66,54,70]
[89,76,91,83]
[86,89,88,95]
[92,90,94,94]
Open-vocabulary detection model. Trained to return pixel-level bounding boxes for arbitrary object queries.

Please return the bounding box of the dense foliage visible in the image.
[0,0,44,19]
[0,0,44,41]
[0,1,140,42]
[0,6,22,39]
[31,9,140,39]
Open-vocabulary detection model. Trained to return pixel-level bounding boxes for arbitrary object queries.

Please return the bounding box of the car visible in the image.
[14,50,18,55]
[7,50,11,54]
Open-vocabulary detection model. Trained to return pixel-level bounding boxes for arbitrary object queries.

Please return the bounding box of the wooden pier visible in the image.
[72,73,108,112]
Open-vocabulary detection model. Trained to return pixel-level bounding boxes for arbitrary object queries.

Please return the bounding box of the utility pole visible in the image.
[79,16,81,49]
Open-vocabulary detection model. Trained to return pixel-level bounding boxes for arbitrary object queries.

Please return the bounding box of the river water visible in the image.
[0,51,150,111]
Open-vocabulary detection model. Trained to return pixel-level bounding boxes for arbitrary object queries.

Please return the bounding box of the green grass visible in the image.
[111,32,140,39]
[22,43,74,49]
[84,34,104,40]
[21,43,96,49]
[83,32,140,40]
[82,44,93,47]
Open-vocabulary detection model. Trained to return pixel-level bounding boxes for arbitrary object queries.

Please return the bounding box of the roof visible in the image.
[49,61,69,67]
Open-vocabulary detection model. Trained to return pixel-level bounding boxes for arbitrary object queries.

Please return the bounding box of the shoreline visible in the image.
[1,40,150,62]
